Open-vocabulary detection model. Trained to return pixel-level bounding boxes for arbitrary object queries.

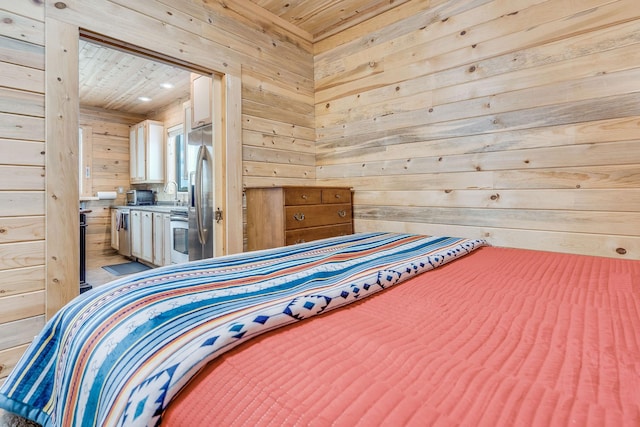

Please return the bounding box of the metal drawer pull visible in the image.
[301,194,308,200]
[295,239,306,244]
[335,194,341,199]
[337,210,347,217]
[293,212,305,221]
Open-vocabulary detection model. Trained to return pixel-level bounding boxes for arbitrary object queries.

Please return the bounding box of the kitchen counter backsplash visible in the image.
[147,183,189,205]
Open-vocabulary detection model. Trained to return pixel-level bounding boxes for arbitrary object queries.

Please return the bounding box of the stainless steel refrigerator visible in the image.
[188,125,215,261]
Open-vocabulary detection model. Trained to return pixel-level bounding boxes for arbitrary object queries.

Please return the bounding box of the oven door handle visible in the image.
[170,216,188,222]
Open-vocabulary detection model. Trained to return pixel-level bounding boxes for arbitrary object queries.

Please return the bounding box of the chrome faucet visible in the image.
[163,180,179,204]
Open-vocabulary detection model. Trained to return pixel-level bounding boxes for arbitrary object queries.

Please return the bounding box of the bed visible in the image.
[0,232,638,426]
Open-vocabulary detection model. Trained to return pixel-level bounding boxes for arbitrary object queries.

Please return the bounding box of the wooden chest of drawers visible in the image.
[246,186,353,251]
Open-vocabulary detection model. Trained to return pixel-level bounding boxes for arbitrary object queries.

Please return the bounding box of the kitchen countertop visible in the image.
[112,205,188,213]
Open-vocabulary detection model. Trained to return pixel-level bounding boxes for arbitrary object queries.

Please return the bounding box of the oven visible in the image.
[169,210,189,264]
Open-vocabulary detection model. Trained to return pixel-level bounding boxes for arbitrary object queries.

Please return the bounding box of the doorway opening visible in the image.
[46,19,243,318]
[76,30,230,287]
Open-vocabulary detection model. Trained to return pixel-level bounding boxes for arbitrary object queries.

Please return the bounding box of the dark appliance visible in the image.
[116,208,131,257]
[79,209,92,293]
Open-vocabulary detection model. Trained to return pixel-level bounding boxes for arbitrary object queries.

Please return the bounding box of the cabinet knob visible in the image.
[337,210,346,218]
[293,212,305,221]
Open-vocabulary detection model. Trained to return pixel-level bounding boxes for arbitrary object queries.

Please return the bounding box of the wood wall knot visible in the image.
[0,228,6,234]
[616,248,627,255]
[54,2,67,9]
[2,17,13,24]
[490,194,500,201]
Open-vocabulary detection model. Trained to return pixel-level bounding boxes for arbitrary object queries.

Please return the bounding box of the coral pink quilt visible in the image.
[164,246,640,426]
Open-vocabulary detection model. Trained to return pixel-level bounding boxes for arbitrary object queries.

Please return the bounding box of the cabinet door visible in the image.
[163,214,171,266]
[130,120,164,184]
[131,210,142,258]
[110,209,119,251]
[141,211,154,263]
[136,124,145,181]
[146,121,164,182]
[153,213,164,266]
[129,126,139,182]
[130,123,146,183]
[191,74,212,128]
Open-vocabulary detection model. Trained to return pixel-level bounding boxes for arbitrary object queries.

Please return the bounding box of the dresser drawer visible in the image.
[322,188,351,204]
[246,186,353,251]
[284,188,321,205]
[285,203,352,230]
[286,224,353,245]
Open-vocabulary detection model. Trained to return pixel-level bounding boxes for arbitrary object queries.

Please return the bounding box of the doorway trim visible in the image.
[46,21,242,318]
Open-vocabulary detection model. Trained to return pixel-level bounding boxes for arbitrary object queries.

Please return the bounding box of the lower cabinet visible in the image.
[153,213,168,266]
[163,213,171,266]
[110,208,119,251]
[128,209,173,267]
[140,211,153,263]
[131,210,142,258]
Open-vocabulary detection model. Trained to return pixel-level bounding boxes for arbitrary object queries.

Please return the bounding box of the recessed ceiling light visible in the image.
[160,82,174,89]
[138,96,152,102]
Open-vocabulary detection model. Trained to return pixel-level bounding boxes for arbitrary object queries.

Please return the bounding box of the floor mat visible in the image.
[102,261,152,276]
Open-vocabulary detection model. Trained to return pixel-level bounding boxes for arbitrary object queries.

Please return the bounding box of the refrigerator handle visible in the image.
[195,145,207,245]
[188,171,196,209]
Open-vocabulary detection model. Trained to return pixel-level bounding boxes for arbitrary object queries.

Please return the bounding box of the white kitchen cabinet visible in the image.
[131,209,173,266]
[140,211,154,263]
[130,210,142,258]
[131,209,153,263]
[190,74,212,128]
[130,120,164,184]
[153,212,164,266]
[163,213,171,266]
[110,209,119,251]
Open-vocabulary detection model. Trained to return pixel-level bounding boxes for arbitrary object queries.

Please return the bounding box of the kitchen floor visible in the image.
[86,252,139,288]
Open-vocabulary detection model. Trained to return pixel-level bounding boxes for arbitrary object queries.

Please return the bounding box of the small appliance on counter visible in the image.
[126,189,154,206]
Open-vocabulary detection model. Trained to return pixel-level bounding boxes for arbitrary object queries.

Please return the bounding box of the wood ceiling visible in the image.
[79,0,404,116]
[78,40,192,117]
[248,0,410,41]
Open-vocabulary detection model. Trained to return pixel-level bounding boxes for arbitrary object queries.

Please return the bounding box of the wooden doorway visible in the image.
[46,22,242,318]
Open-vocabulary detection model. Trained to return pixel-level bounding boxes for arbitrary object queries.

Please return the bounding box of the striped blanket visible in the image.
[0,233,486,427]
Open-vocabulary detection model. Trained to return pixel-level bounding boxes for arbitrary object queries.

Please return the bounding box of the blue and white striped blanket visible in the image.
[0,233,486,426]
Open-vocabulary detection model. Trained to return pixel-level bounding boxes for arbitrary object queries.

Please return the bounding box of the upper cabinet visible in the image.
[130,119,164,184]
[190,73,212,129]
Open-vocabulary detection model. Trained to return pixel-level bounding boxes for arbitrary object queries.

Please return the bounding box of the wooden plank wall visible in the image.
[315,0,640,259]
[54,0,316,189]
[0,0,315,383]
[0,2,46,385]
[80,107,138,260]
